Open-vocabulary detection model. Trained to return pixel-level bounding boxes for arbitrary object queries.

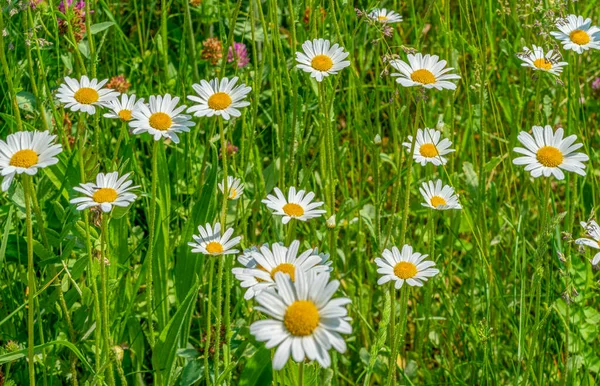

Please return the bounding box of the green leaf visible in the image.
[0,340,95,374]
[238,347,273,386]
[90,21,115,34]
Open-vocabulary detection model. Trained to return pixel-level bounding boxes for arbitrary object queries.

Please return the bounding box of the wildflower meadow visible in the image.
[1,0,600,385]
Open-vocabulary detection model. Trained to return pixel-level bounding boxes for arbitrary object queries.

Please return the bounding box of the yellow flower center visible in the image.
[419,143,439,158]
[393,261,418,280]
[570,29,590,45]
[118,109,132,121]
[410,69,436,85]
[377,15,388,21]
[73,87,100,104]
[92,188,118,203]
[311,55,334,72]
[430,196,447,208]
[205,241,224,254]
[271,263,296,281]
[533,58,553,71]
[536,146,563,167]
[283,300,320,336]
[148,112,172,131]
[207,92,233,110]
[229,188,237,199]
[282,203,305,217]
[9,149,38,168]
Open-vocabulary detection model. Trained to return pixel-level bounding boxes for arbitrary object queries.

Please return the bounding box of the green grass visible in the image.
[1,0,600,384]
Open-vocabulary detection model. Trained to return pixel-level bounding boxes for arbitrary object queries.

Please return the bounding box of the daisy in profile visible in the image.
[513,125,588,180]
[368,8,402,23]
[0,131,62,192]
[232,240,330,299]
[419,180,462,210]
[402,128,455,166]
[129,94,194,143]
[188,222,241,256]
[250,269,352,370]
[518,45,568,76]
[575,220,600,266]
[218,176,244,200]
[375,244,439,289]
[390,53,461,90]
[187,77,251,121]
[550,15,600,54]
[56,75,120,114]
[262,187,326,224]
[70,172,138,212]
[103,93,144,122]
[295,38,351,82]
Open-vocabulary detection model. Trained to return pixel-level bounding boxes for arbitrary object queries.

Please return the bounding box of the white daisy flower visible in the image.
[0,131,62,192]
[518,45,567,76]
[575,220,600,266]
[188,222,241,256]
[129,94,194,144]
[550,15,600,54]
[218,176,244,200]
[70,171,138,212]
[368,8,403,23]
[232,240,330,300]
[187,77,252,121]
[375,244,440,289]
[513,125,588,180]
[103,93,145,122]
[250,269,352,370]
[419,180,462,210]
[56,75,120,115]
[390,53,461,90]
[262,187,326,224]
[295,39,351,82]
[402,128,455,166]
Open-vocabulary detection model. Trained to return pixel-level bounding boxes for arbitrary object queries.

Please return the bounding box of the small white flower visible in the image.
[402,128,455,166]
[375,244,439,289]
[0,131,62,192]
[296,39,351,82]
[419,180,462,210]
[218,176,244,200]
[262,187,326,224]
[103,94,145,122]
[550,15,600,54]
[368,8,403,23]
[187,77,251,121]
[188,222,241,256]
[129,94,194,144]
[70,172,138,212]
[56,75,119,115]
[575,220,600,266]
[519,45,567,76]
[326,214,336,229]
[390,53,461,90]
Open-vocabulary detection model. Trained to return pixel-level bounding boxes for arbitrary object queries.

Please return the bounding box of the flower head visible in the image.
[106,75,131,93]
[129,94,194,143]
[187,77,251,121]
[403,128,455,166]
[375,244,439,289]
[550,15,600,54]
[103,94,144,122]
[228,42,250,68]
[70,171,138,212]
[56,76,120,115]
[419,180,462,210]
[390,53,460,90]
[262,187,326,224]
[218,176,244,200]
[575,220,600,266]
[519,45,567,76]
[201,37,223,65]
[188,222,241,256]
[368,8,402,24]
[296,39,351,82]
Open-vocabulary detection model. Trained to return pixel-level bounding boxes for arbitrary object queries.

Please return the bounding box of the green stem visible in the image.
[390,287,409,386]
[219,118,229,228]
[387,285,396,384]
[298,361,304,386]
[214,255,225,381]
[100,214,116,385]
[23,175,36,386]
[0,10,23,131]
[204,258,216,386]
[147,141,159,348]
[160,0,169,84]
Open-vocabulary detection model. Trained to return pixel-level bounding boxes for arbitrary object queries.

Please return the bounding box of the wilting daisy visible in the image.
[103,93,144,122]
[513,125,588,180]
[419,180,462,210]
[70,172,138,212]
[56,75,120,114]
[519,45,568,76]
[262,187,326,224]
[218,176,244,200]
[129,94,194,143]
[295,39,351,82]
[188,222,241,256]
[187,77,251,121]
[232,241,330,299]
[550,15,600,54]
[375,244,440,289]
[250,269,352,370]
[368,8,402,23]
[403,128,455,166]
[390,53,461,90]
[0,131,62,192]
[575,220,600,266]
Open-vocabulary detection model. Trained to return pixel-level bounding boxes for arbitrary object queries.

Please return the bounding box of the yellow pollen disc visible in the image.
[410,69,436,85]
[73,87,100,104]
[229,188,237,199]
[207,92,233,110]
[430,196,447,208]
[271,263,296,281]
[205,241,224,254]
[393,261,418,280]
[148,112,172,131]
[419,143,439,158]
[118,109,132,121]
[284,300,320,336]
[377,15,388,21]
[92,188,118,203]
[536,146,563,168]
[311,55,334,72]
[9,149,38,168]
[570,29,590,45]
[533,58,552,71]
[282,203,305,217]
